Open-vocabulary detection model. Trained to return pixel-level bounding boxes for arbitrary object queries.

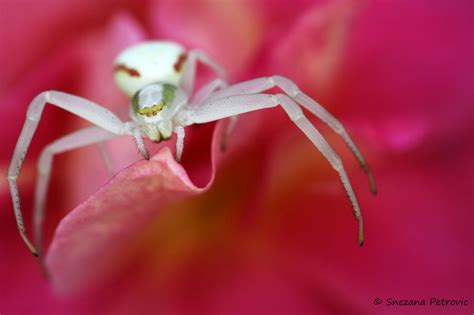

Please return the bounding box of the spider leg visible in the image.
[186,93,365,245]
[188,78,237,152]
[131,127,150,160]
[7,91,128,256]
[97,142,115,177]
[190,78,228,105]
[220,115,238,152]
[174,126,185,162]
[205,76,376,195]
[34,126,121,256]
[181,49,227,95]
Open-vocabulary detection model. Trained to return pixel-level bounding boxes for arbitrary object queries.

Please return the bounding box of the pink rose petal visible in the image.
[45,120,230,294]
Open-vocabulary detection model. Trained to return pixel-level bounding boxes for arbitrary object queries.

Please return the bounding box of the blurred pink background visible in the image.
[0,0,473,314]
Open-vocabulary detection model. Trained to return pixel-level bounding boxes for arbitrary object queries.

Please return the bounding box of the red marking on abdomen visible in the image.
[114,64,141,77]
[173,53,187,72]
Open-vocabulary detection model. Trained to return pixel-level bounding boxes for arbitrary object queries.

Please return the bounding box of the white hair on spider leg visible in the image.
[7,40,376,258]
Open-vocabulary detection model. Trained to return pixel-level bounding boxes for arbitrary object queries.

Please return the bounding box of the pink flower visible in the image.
[1,0,472,314]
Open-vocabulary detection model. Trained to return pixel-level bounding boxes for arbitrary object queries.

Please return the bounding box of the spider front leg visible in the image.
[7,91,129,256]
[206,76,377,195]
[186,93,365,245]
[33,126,121,256]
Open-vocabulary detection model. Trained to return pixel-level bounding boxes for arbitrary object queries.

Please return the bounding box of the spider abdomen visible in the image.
[114,41,187,97]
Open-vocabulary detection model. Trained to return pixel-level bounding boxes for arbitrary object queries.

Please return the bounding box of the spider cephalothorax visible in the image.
[130,83,187,142]
[8,40,376,258]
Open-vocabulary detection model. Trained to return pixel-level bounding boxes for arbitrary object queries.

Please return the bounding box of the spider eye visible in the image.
[136,102,165,117]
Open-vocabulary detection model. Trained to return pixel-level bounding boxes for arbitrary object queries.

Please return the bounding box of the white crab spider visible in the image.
[7,40,376,257]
